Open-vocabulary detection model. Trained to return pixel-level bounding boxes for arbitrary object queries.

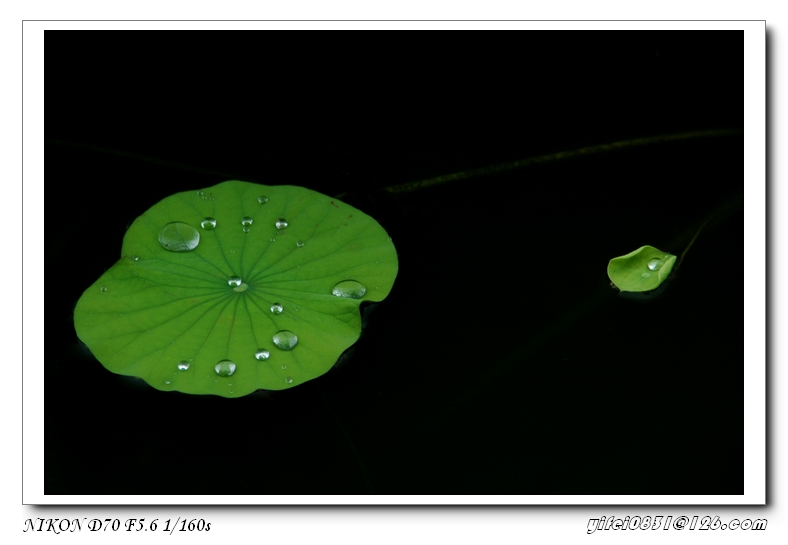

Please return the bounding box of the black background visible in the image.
[44,30,744,496]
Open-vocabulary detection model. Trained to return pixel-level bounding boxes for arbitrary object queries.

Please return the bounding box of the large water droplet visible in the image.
[647,258,664,271]
[201,217,217,230]
[214,360,236,377]
[255,349,270,361]
[241,216,253,226]
[158,222,200,252]
[270,303,283,314]
[258,195,269,204]
[273,330,298,350]
[285,377,294,384]
[228,275,242,287]
[275,218,289,229]
[332,280,367,299]
[177,361,190,371]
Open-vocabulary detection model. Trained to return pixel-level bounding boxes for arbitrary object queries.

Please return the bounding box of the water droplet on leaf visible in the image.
[158,222,200,252]
[100,286,108,292]
[177,361,190,371]
[332,280,367,299]
[296,240,305,248]
[201,217,217,230]
[241,216,253,226]
[214,360,236,377]
[258,195,268,204]
[285,377,294,384]
[275,218,289,229]
[228,276,242,287]
[255,349,270,361]
[647,258,664,271]
[273,330,298,350]
[270,303,283,314]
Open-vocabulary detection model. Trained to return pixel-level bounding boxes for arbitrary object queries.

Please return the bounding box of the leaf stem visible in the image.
[315,383,375,493]
[382,129,742,194]
[673,192,743,273]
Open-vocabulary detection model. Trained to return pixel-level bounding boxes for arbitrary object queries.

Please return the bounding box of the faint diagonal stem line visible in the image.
[45,138,240,179]
[315,384,375,493]
[382,129,743,194]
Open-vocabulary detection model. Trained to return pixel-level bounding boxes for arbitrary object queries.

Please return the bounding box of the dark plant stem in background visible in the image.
[315,383,375,493]
[673,192,743,275]
[381,129,743,195]
[45,138,239,179]
[49,129,742,200]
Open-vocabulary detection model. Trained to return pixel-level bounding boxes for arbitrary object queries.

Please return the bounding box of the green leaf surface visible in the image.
[607,245,676,293]
[74,180,398,396]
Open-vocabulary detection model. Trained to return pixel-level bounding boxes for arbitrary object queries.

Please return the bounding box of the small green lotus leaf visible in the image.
[74,180,398,396]
[607,245,676,293]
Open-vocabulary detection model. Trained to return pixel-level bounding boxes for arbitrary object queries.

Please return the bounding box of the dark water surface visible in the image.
[44,31,744,496]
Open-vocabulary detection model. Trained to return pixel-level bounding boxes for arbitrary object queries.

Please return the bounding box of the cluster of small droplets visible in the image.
[151,191,394,392]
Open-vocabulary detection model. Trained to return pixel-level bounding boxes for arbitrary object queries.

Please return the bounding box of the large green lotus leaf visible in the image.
[607,245,676,293]
[74,180,398,397]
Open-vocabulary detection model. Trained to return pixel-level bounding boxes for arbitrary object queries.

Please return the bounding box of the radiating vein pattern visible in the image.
[74,181,398,397]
